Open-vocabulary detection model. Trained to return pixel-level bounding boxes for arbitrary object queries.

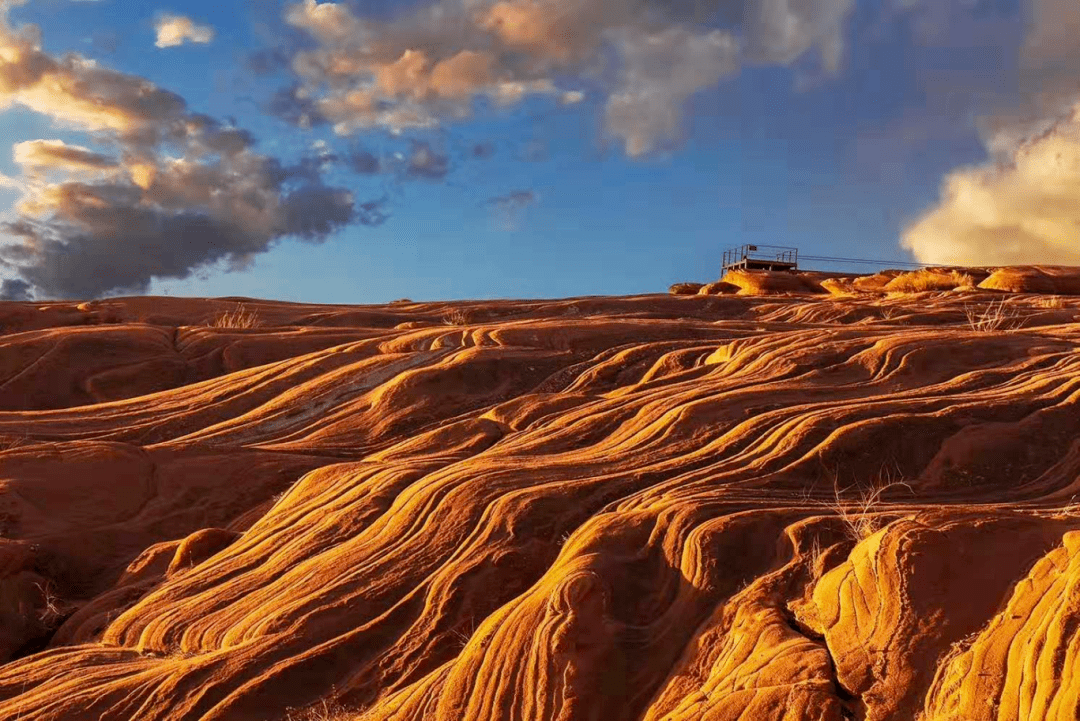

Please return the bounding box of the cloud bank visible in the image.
[279,0,858,156]
[0,2,364,299]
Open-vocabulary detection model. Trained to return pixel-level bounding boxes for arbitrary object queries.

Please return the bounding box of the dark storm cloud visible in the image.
[0,278,31,301]
[282,184,357,240]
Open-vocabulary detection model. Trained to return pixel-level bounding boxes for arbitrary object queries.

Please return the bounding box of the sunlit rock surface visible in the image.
[0,282,1079,720]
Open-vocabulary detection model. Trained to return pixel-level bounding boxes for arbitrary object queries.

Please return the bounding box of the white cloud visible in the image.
[745,0,855,72]
[154,13,215,49]
[605,26,740,156]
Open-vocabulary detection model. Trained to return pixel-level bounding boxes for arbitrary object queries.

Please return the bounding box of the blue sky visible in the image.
[0,0,1067,303]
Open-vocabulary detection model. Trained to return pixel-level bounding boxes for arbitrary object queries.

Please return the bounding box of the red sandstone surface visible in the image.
[1,271,1080,719]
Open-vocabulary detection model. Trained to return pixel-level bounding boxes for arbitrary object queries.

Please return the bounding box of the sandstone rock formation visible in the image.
[0,286,1078,720]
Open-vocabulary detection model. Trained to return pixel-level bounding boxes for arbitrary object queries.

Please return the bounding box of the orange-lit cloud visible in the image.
[280,0,857,155]
[154,14,215,49]
[13,139,119,174]
[903,106,1080,266]
[903,0,1080,265]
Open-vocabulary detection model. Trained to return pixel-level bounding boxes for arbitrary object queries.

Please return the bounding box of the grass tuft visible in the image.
[826,474,913,542]
[1053,495,1080,519]
[878,305,902,321]
[441,308,470,326]
[34,580,65,627]
[284,699,355,721]
[0,434,32,452]
[210,303,261,329]
[964,299,1016,333]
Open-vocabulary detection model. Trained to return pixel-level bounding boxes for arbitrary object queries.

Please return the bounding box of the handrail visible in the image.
[722,244,799,268]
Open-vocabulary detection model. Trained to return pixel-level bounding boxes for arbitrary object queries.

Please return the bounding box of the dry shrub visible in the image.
[826,476,913,542]
[964,299,1016,333]
[449,618,478,649]
[1033,296,1066,309]
[210,303,261,329]
[285,699,354,721]
[1053,495,1080,519]
[803,536,832,576]
[442,308,470,326]
[878,305,902,321]
[885,269,974,293]
[0,434,32,451]
[34,580,65,627]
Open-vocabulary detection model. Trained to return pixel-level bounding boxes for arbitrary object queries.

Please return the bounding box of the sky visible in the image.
[0,0,1076,303]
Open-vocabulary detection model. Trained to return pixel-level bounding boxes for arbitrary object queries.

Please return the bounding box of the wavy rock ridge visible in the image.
[0,288,1079,720]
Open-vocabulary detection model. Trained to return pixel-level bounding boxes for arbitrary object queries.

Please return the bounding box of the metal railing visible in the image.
[722,244,799,269]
